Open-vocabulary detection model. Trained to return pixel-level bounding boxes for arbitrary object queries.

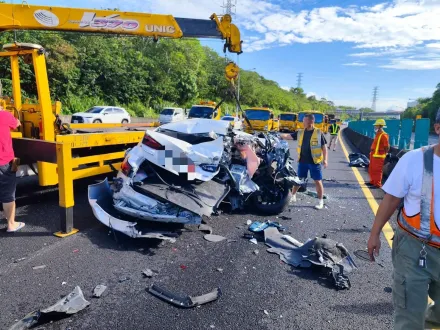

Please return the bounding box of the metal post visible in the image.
[54,142,78,237]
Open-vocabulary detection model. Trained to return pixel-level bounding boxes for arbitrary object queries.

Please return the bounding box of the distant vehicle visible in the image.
[71,106,131,124]
[279,112,297,132]
[296,111,324,131]
[221,115,242,130]
[187,101,222,120]
[242,107,279,133]
[159,107,185,125]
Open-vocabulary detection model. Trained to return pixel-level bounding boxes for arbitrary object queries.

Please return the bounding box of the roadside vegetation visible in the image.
[0,31,342,117]
[402,83,440,130]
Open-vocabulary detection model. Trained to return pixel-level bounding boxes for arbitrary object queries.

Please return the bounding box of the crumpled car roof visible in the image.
[156,119,230,136]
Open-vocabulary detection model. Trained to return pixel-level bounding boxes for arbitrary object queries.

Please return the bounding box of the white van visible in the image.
[159,108,185,125]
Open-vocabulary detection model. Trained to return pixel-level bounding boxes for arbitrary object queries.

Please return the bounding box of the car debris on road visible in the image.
[93,284,107,298]
[264,227,357,290]
[148,284,221,308]
[348,153,370,168]
[9,286,90,330]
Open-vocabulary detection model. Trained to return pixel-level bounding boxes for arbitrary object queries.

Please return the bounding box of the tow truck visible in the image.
[296,111,325,131]
[279,112,297,132]
[242,107,279,133]
[187,101,222,120]
[0,3,242,237]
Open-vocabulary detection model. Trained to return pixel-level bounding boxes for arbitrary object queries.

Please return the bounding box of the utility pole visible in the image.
[296,73,303,88]
[372,86,379,111]
[223,0,237,16]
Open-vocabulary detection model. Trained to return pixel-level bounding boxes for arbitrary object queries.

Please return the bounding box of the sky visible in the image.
[20,0,440,111]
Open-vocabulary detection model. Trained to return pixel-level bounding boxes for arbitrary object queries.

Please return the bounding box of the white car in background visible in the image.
[221,115,242,130]
[71,106,131,124]
[159,107,186,125]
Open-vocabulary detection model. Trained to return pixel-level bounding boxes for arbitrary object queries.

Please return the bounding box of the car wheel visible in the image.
[93,119,102,123]
[121,119,129,124]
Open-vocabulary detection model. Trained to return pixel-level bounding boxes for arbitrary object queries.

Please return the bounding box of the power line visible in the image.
[296,73,303,88]
[372,86,379,111]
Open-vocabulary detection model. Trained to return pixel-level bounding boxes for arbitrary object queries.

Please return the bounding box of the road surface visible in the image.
[0,131,395,330]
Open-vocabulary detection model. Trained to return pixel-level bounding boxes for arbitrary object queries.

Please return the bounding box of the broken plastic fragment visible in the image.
[142,269,157,278]
[204,234,226,242]
[118,277,130,283]
[148,284,221,308]
[93,285,107,298]
[32,265,46,270]
[9,286,91,330]
[198,224,213,234]
[249,238,258,245]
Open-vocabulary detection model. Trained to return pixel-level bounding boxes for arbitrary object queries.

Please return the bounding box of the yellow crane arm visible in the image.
[0,3,242,54]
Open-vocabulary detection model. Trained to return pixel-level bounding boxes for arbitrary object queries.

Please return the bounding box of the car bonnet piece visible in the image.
[88,179,180,241]
[148,284,221,308]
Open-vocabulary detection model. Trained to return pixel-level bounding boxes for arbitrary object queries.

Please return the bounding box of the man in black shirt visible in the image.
[281,113,328,209]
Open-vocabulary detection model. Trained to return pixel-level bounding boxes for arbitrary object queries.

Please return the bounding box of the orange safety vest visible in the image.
[371,131,388,159]
[398,147,440,247]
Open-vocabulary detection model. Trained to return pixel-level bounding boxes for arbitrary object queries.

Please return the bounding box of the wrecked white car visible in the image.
[89,119,303,238]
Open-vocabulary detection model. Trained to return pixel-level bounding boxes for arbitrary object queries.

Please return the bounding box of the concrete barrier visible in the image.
[343,127,407,179]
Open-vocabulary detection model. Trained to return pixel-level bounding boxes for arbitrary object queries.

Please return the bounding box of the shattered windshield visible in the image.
[188,106,215,119]
[244,110,271,121]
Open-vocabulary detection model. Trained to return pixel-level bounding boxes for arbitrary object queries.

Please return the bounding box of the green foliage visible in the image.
[0,31,340,117]
[402,84,440,131]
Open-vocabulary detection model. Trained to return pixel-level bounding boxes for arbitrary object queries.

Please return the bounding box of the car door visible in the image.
[102,108,114,123]
[114,108,128,123]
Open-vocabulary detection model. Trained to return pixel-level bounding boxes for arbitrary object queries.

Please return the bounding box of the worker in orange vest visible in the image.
[368,119,390,188]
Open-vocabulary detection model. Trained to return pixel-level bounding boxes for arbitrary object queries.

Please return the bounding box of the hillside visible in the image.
[0,31,336,117]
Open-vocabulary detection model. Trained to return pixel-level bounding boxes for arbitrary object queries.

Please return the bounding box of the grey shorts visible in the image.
[0,162,17,203]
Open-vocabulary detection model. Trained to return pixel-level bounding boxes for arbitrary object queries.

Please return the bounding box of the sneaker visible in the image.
[315,200,324,210]
[290,194,297,203]
[333,149,336,151]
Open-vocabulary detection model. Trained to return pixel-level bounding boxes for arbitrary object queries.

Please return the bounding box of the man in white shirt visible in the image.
[367,109,440,330]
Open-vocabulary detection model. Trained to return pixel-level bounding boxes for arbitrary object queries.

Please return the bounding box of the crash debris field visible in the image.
[0,133,395,330]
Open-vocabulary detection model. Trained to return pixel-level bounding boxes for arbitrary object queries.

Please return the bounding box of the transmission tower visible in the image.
[372,86,379,111]
[297,73,303,88]
[222,0,237,16]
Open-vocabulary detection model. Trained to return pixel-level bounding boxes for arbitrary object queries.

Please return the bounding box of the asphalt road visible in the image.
[0,130,394,330]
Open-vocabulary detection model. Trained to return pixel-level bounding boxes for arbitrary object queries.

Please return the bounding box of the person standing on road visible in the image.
[367,109,440,330]
[0,104,24,232]
[369,119,390,188]
[328,120,340,151]
[281,113,328,210]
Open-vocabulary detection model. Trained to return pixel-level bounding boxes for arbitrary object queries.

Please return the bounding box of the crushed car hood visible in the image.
[157,118,230,136]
